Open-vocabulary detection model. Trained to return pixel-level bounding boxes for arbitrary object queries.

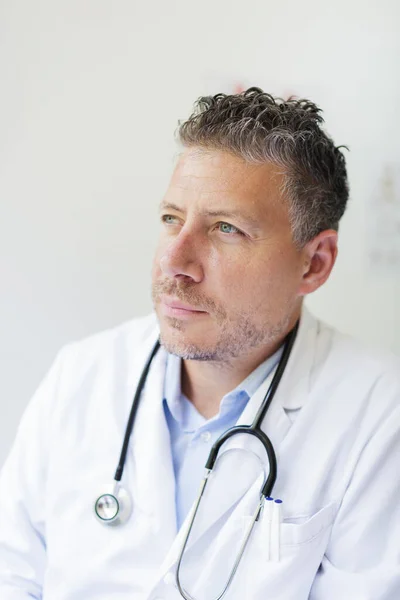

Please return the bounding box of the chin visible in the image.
[158,318,217,360]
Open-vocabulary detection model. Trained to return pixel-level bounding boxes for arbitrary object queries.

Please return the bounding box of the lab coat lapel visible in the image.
[129,337,177,542]
[237,306,319,446]
[158,306,318,577]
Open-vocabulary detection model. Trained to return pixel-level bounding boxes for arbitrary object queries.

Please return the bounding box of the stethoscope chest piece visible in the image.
[94,484,132,526]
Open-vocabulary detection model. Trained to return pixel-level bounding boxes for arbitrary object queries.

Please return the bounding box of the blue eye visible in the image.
[218,222,242,235]
[162,214,179,225]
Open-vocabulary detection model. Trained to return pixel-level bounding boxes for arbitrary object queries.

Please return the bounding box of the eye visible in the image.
[217,222,243,235]
[161,214,180,225]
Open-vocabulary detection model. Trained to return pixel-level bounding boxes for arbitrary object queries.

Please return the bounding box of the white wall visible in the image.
[1,0,399,466]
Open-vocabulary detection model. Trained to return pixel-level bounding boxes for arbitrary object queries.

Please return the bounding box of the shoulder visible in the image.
[310,310,400,415]
[316,315,399,379]
[55,313,160,383]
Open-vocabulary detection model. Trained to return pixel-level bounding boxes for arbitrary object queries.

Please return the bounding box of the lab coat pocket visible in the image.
[236,503,337,600]
[279,502,336,547]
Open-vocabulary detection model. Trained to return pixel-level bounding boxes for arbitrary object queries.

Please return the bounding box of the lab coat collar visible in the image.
[276,305,317,411]
[233,304,317,416]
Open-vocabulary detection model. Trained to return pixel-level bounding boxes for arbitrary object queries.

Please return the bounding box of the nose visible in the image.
[159,229,204,283]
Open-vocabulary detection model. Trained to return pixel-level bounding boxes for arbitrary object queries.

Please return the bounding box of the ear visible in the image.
[298,230,338,296]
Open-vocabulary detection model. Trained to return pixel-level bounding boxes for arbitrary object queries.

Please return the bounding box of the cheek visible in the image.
[212,249,299,309]
[205,252,263,305]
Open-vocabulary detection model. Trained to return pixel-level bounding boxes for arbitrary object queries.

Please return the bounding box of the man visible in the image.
[0,87,399,599]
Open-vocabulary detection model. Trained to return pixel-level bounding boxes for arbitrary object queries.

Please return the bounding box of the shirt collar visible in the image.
[163,345,283,426]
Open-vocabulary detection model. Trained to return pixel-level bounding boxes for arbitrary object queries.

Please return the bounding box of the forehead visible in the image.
[167,148,287,212]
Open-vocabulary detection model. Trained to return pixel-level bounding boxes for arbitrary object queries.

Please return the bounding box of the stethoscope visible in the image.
[94,321,299,599]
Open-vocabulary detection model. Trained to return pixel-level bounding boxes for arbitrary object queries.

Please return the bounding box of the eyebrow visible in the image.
[159,201,261,231]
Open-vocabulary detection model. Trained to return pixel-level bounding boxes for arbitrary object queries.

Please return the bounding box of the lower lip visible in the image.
[161,302,207,319]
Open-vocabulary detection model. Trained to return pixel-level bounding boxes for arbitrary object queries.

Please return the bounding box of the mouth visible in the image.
[160,297,208,319]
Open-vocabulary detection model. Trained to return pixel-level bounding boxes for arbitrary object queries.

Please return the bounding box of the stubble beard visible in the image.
[152,280,293,364]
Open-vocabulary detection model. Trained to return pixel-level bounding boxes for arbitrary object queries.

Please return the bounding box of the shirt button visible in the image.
[200,431,211,443]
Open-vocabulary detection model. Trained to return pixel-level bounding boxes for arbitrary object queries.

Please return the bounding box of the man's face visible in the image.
[152,148,306,361]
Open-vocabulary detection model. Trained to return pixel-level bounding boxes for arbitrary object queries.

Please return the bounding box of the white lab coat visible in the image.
[0,307,400,599]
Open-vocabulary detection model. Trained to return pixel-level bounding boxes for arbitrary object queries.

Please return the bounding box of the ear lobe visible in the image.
[298,230,338,296]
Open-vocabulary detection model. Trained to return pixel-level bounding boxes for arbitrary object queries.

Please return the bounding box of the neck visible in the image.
[181,313,299,419]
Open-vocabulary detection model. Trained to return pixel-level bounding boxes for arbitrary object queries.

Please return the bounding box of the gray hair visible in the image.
[177,87,349,246]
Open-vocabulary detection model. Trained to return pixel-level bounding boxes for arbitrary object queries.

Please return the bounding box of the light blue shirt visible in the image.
[163,348,283,529]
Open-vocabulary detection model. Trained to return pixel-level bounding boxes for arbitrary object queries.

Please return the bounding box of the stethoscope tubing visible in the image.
[204,425,277,498]
[114,339,161,482]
